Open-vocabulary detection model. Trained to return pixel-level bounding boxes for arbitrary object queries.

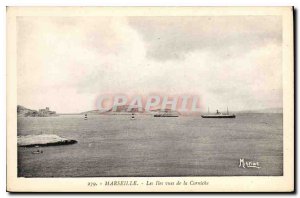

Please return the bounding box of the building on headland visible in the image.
[38,107,57,117]
[17,105,58,117]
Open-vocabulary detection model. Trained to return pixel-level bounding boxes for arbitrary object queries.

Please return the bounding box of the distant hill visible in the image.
[235,108,283,114]
[150,108,181,115]
[107,105,146,113]
[81,105,146,115]
[80,109,103,115]
[83,106,182,115]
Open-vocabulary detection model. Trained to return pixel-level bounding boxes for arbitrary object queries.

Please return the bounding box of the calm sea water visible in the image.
[17,113,283,177]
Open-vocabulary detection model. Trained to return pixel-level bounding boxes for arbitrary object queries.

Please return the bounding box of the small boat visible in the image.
[32,148,43,154]
[84,114,88,120]
[201,107,236,118]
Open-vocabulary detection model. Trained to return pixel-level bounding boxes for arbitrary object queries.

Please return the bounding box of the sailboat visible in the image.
[201,107,236,118]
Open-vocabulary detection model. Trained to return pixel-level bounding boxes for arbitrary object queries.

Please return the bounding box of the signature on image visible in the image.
[239,158,261,169]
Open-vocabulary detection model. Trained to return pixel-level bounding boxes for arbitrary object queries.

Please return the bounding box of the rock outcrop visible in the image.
[17,105,57,117]
[18,134,77,147]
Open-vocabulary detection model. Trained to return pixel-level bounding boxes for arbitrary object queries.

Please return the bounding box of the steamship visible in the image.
[201,107,236,118]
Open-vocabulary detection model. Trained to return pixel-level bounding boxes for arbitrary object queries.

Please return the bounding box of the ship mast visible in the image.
[227,107,229,114]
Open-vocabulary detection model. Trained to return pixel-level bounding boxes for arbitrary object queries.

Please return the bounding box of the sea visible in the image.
[17,113,283,177]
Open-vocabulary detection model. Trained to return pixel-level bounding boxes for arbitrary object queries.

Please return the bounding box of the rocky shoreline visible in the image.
[18,134,77,147]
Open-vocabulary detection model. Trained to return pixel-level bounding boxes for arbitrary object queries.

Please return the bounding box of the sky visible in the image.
[17,16,282,113]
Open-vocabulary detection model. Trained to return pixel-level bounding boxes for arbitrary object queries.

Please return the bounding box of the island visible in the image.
[17,134,77,147]
[81,105,180,116]
[17,105,58,117]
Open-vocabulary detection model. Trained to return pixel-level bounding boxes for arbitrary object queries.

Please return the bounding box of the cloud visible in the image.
[17,16,282,113]
[128,16,282,61]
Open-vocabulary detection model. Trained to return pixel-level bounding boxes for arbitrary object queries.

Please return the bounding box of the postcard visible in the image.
[7,6,294,192]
